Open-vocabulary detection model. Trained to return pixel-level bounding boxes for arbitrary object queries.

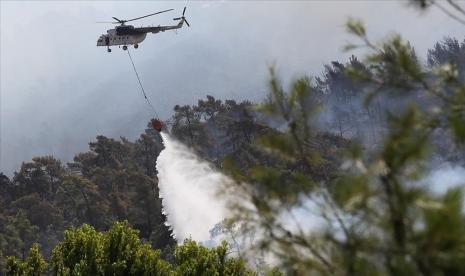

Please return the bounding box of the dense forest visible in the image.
[1,4,465,275]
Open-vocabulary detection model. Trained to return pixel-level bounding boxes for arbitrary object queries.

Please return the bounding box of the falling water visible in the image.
[156,132,231,242]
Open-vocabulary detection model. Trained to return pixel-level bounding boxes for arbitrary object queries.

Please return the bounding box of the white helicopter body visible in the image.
[96,8,189,52]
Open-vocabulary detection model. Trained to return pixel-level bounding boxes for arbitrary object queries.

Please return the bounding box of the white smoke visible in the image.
[156,132,232,242]
[421,164,465,194]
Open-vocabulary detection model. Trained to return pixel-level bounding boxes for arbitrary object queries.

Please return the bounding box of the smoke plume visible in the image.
[421,163,465,194]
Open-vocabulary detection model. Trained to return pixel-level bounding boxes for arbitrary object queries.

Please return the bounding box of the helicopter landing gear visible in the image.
[123,45,128,50]
[134,44,139,49]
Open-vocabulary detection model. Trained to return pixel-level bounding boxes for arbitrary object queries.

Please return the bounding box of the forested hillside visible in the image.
[1,31,464,275]
[0,93,347,261]
[0,125,174,262]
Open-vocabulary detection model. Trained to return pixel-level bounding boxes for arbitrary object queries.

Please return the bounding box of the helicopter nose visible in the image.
[96,38,104,46]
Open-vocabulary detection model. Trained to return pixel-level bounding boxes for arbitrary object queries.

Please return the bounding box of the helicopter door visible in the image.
[105,36,110,46]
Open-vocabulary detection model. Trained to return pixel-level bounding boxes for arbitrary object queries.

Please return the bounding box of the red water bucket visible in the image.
[151,119,164,132]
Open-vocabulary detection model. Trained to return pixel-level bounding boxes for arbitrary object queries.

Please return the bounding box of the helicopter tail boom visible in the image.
[136,16,186,34]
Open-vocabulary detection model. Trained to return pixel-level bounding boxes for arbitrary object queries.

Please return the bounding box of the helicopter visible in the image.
[97,7,190,52]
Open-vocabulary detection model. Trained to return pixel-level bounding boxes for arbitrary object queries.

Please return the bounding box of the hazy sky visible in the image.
[1,1,463,174]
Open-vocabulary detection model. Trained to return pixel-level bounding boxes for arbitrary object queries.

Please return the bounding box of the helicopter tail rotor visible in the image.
[173,7,190,27]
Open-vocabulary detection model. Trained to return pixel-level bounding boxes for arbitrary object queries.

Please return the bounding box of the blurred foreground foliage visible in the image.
[222,18,465,275]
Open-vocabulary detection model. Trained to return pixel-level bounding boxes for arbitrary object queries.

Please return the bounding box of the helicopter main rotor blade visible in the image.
[183,7,186,16]
[184,19,190,27]
[125,9,174,23]
[173,17,182,20]
[112,17,123,22]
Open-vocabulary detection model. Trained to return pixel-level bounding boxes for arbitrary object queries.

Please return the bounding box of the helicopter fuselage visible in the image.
[96,26,148,47]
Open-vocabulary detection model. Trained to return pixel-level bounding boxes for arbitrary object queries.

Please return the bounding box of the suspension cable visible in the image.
[127,49,160,118]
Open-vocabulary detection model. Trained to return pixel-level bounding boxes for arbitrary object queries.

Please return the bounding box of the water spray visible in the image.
[156,132,231,242]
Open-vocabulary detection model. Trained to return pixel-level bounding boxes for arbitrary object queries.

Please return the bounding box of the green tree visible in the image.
[427,37,465,72]
[69,134,174,246]
[3,211,40,260]
[56,174,109,229]
[134,124,164,177]
[12,194,63,231]
[8,222,265,275]
[194,95,225,121]
[51,224,104,275]
[174,239,255,276]
[172,104,210,150]
[102,221,171,276]
[6,243,47,276]
[13,156,66,201]
[50,222,172,276]
[316,57,381,140]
